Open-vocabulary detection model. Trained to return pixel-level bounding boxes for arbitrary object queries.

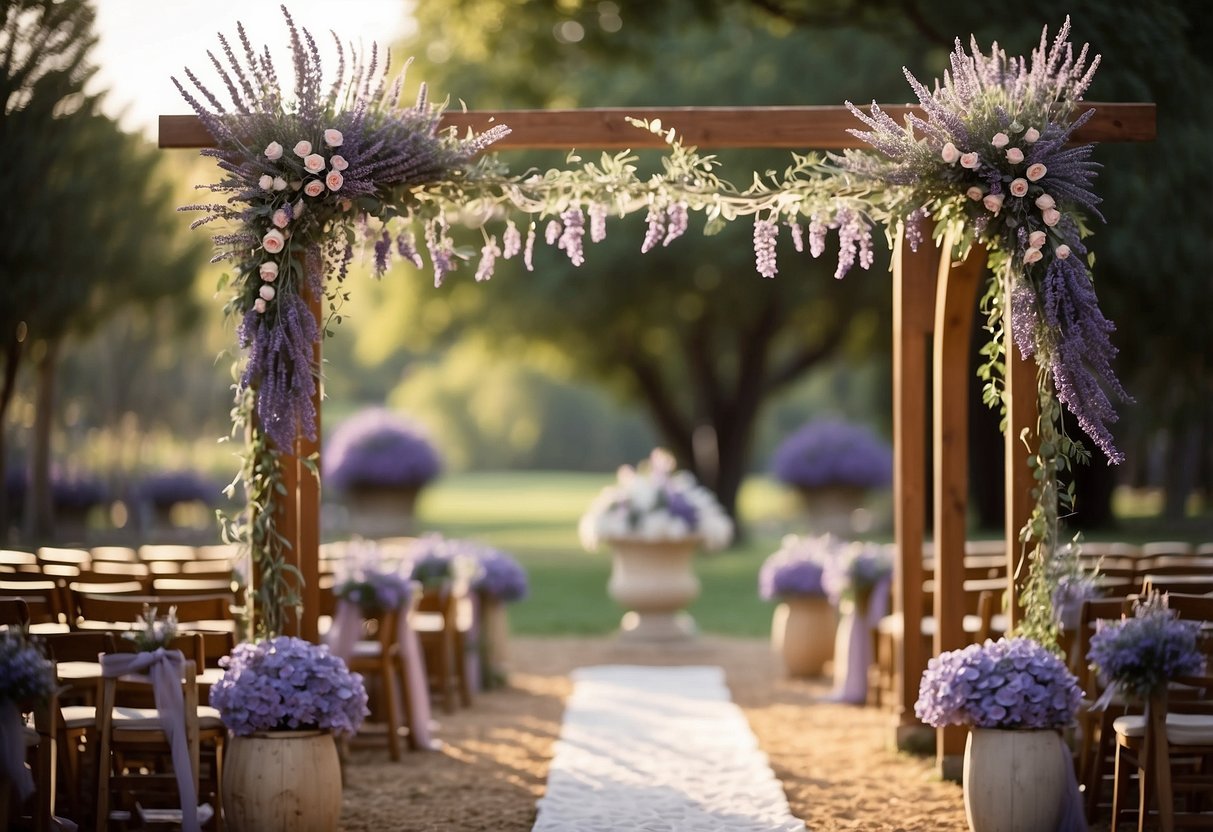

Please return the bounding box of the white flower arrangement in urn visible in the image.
[579,448,734,552]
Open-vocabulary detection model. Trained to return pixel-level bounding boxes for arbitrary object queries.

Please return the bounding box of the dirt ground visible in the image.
[339,634,971,831]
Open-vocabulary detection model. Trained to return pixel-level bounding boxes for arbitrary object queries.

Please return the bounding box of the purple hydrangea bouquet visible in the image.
[464,542,529,604]
[915,636,1081,729]
[208,636,368,736]
[324,408,442,493]
[579,448,734,551]
[0,630,55,707]
[770,420,893,492]
[758,534,841,601]
[1087,594,1204,702]
[403,533,479,591]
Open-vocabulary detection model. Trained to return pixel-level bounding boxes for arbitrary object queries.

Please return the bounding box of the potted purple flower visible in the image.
[324,408,442,537]
[208,636,368,832]
[759,534,840,677]
[915,637,1082,831]
[769,419,892,535]
[462,541,529,687]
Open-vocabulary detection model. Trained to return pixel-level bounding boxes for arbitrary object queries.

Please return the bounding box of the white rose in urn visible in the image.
[578,448,734,551]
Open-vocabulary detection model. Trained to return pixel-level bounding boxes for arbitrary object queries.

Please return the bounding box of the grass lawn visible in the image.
[411,471,804,638]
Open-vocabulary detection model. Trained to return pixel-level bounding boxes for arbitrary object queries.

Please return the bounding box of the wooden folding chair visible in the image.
[36,547,90,570]
[0,578,67,633]
[0,597,30,627]
[1,680,59,832]
[1072,597,1131,821]
[88,547,138,564]
[1110,594,1213,831]
[343,605,415,759]
[95,632,223,830]
[0,548,38,573]
[414,580,474,713]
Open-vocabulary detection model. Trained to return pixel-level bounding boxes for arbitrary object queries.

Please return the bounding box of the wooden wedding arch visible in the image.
[161,102,1155,765]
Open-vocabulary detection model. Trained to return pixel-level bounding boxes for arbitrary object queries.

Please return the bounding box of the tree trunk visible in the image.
[0,333,21,539]
[24,337,59,541]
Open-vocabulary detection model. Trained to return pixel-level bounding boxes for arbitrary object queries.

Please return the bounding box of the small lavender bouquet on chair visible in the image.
[0,629,56,800]
[123,605,179,652]
[1087,593,1204,706]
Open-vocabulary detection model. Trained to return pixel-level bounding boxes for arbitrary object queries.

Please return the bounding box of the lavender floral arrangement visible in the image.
[915,636,1081,729]
[823,542,893,606]
[0,630,55,706]
[324,408,442,493]
[1087,594,1204,702]
[122,605,179,652]
[770,420,892,491]
[464,542,529,604]
[758,534,839,600]
[177,9,509,452]
[334,568,413,618]
[402,534,479,591]
[579,448,734,551]
[208,636,368,736]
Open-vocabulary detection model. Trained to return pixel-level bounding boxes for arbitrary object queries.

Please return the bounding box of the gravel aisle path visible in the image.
[339,635,969,831]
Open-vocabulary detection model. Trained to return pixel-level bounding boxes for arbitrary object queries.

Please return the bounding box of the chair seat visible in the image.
[108,704,223,731]
[411,611,444,633]
[352,640,386,658]
[62,704,98,730]
[1114,712,1213,745]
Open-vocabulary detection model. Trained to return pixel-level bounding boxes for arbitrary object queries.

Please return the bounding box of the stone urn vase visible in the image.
[605,537,701,642]
[344,483,421,538]
[962,728,1068,832]
[770,595,835,677]
[222,730,343,832]
[797,485,867,536]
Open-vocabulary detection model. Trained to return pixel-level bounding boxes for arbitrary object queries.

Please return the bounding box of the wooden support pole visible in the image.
[932,235,987,777]
[891,231,938,746]
[1003,292,1038,629]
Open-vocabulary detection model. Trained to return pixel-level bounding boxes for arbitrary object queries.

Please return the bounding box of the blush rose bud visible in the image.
[1009,178,1029,198]
[966,186,984,201]
[1024,127,1040,143]
[323,128,343,147]
[263,141,283,160]
[325,170,344,192]
[259,262,279,282]
[303,153,326,173]
[1006,147,1025,165]
[1028,230,1047,249]
[1035,193,1056,210]
[262,229,285,253]
[329,155,349,172]
[960,152,981,170]
[941,142,960,164]
[258,174,273,190]
[303,180,324,197]
[1023,248,1043,265]
[1026,163,1048,182]
[1055,244,1072,259]
[982,193,1005,215]
[271,209,289,228]
[1042,207,1061,227]
[259,285,276,302]
[272,176,287,191]
[293,140,312,157]
[991,132,1010,148]
[253,298,267,314]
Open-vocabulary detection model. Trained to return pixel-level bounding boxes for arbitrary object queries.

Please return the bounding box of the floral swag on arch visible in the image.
[179,9,1121,645]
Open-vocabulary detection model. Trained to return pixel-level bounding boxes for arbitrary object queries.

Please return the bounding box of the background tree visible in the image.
[2,0,209,540]
[394,0,1212,529]
[362,7,920,530]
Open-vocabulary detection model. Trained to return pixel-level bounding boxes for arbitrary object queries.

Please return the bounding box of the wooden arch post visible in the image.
[160,104,1153,730]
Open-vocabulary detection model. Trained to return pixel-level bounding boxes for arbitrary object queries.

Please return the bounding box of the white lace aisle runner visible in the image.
[533,665,805,831]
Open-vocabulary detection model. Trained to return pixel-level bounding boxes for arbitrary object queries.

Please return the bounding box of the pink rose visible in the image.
[966,186,984,201]
[303,153,326,174]
[262,229,285,253]
[293,140,312,158]
[324,128,343,147]
[1042,207,1061,227]
[303,180,324,197]
[258,174,273,190]
[1035,193,1056,210]
[1009,178,1029,198]
[1024,127,1040,143]
[1056,244,1071,260]
[991,132,1010,149]
[272,176,287,191]
[253,298,267,314]
[329,154,349,171]
[325,170,344,192]
[259,284,276,302]
[259,261,279,282]
[1005,147,1025,165]
[941,142,959,164]
[271,209,289,229]
[1026,163,1047,182]
[960,152,981,170]
[264,141,283,161]
[982,193,1005,215]
[1028,230,1047,249]
[1023,248,1043,265]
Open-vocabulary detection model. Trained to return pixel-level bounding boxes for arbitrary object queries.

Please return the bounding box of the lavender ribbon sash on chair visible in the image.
[0,698,34,802]
[828,576,892,704]
[99,648,199,832]
[327,599,435,750]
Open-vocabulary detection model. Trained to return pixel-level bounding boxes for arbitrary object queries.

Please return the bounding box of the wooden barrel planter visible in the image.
[222,730,342,832]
